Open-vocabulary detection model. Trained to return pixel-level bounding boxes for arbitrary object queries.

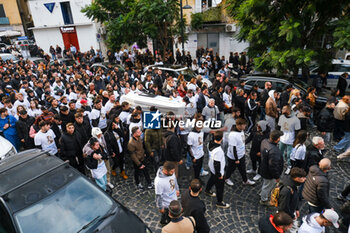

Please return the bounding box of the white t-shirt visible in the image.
[34,129,58,155]
[154,169,178,208]
[187,131,204,159]
[90,107,107,129]
[278,115,301,145]
[223,118,236,144]
[91,160,107,179]
[208,146,225,176]
[119,111,130,124]
[290,144,306,161]
[227,131,245,160]
[223,92,232,108]
[104,101,115,113]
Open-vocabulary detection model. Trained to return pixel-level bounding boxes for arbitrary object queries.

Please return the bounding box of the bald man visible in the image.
[302,158,331,213]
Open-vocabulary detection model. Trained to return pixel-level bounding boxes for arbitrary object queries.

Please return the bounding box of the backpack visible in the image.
[269,183,294,207]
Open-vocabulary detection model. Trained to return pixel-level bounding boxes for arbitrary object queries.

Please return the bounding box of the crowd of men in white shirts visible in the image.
[0,45,350,233]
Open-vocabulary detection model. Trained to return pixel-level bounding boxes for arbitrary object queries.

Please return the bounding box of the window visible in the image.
[0,4,6,18]
[60,2,74,25]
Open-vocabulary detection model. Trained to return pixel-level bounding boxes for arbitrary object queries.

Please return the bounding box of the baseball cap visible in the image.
[5,85,12,89]
[80,99,88,104]
[322,209,339,228]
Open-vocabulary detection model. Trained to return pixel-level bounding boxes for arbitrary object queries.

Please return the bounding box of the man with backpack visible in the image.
[277,167,307,233]
[259,130,284,206]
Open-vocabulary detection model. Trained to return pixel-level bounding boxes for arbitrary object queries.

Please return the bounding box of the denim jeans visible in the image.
[334,132,350,152]
[259,107,266,121]
[279,142,293,167]
[95,174,107,191]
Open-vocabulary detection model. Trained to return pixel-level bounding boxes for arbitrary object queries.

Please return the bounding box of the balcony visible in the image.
[0,17,9,25]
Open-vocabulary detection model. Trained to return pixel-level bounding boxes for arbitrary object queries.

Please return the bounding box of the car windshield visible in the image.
[14,177,113,233]
[1,55,18,61]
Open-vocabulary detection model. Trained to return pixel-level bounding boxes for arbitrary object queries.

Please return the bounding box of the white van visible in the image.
[310,59,350,91]
[0,136,17,160]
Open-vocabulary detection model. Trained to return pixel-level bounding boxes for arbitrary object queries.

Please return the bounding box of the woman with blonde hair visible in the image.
[288,89,301,105]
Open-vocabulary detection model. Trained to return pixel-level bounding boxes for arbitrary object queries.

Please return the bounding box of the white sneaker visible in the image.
[200,170,209,176]
[225,179,234,186]
[285,167,291,175]
[243,179,255,185]
[246,169,256,174]
[185,165,190,170]
[253,174,261,181]
[107,182,114,189]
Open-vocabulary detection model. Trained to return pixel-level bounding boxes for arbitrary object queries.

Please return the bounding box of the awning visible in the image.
[0,30,21,37]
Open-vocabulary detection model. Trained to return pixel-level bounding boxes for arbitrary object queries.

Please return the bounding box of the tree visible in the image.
[225,0,350,77]
[82,0,182,57]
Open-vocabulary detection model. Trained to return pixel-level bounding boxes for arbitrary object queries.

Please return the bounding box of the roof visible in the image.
[0,149,67,197]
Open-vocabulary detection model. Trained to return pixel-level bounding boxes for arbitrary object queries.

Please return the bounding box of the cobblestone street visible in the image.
[112,132,349,233]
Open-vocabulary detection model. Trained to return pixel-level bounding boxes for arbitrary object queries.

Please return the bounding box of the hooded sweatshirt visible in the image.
[298,213,325,233]
[154,166,179,209]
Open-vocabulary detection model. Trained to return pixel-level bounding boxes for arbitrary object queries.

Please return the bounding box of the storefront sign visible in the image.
[60,27,76,33]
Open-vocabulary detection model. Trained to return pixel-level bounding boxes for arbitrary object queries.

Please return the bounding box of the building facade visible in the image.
[179,0,249,60]
[0,0,26,37]
[28,0,105,54]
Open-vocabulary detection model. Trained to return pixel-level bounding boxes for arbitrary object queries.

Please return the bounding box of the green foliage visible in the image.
[225,0,349,76]
[191,13,204,30]
[82,0,181,54]
[333,16,350,50]
[202,6,222,23]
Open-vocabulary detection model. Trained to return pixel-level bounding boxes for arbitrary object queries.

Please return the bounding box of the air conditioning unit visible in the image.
[225,24,236,32]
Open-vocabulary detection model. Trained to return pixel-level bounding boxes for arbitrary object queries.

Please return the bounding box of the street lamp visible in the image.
[180,0,192,63]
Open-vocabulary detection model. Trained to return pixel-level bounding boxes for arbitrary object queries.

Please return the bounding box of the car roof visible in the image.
[146,65,188,72]
[0,149,68,197]
[241,75,290,83]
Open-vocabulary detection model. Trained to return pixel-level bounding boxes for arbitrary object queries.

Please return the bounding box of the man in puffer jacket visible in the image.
[302,158,332,213]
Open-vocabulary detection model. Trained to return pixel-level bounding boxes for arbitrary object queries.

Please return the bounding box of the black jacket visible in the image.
[164,130,182,162]
[59,131,83,167]
[278,175,300,218]
[260,139,284,180]
[245,98,258,118]
[74,120,91,146]
[304,144,324,173]
[60,112,75,132]
[85,146,108,170]
[337,76,349,97]
[280,90,291,107]
[317,107,334,132]
[258,215,280,233]
[260,88,270,107]
[104,121,126,156]
[16,116,35,149]
[246,127,269,157]
[233,95,246,116]
[181,190,210,233]
[302,165,331,209]
[211,91,225,112]
[197,93,206,113]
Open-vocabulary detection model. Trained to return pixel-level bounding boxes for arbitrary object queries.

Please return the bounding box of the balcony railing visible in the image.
[0,17,10,25]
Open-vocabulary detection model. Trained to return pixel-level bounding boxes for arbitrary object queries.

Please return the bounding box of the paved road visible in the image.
[111,132,349,233]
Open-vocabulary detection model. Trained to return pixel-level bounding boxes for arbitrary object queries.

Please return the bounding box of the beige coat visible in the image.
[265,97,278,118]
[162,217,195,233]
[334,100,349,121]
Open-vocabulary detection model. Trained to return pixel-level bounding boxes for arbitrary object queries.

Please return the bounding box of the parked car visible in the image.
[91,63,125,74]
[0,149,152,233]
[27,57,46,66]
[309,59,350,92]
[48,58,78,68]
[0,135,17,160]
[142,65,212,87]
[0,53,19,62]
[241,74,328,109]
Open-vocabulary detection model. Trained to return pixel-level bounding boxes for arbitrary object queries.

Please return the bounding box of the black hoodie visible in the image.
[278,175,300,218]
[164,130,182,162]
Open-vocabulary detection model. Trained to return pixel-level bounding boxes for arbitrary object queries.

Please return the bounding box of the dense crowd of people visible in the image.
[0,44,349,233]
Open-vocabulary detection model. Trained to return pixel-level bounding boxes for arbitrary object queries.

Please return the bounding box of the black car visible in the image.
[0,149,152,233]
[241,74,329,109]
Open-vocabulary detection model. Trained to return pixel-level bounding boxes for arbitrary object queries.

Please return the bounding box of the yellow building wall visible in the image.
[183,0,196,24]
[0,0,22,25]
